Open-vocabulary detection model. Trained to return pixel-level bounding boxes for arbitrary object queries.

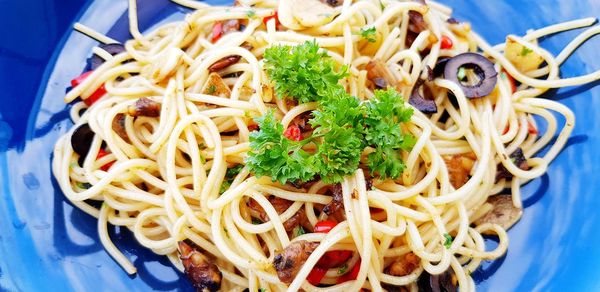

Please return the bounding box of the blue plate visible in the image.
[1,0,599,291]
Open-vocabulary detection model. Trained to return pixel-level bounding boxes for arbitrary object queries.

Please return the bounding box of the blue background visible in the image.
[0,0,599,291]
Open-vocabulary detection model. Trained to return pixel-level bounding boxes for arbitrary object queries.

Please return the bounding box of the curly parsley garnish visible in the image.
[263,40,348,103]
[248,42,415,184]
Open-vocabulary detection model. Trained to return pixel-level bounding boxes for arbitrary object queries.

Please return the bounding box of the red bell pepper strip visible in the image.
[96,148,115,171]
[71,71,107,106]
[440,35,453,50]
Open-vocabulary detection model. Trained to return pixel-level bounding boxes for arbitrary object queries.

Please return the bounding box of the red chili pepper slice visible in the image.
[503,70,517,93]
[314,220,337,233]
[336,259,361,283]
[527,120,538,135]
[440,35,453,50]
[96,148,115,171]
[313,220,352,268]
[283,124,302,141]
[212,21,224,43]
[71,71,107,106]
[306,266,327,286]
[263,11,280,26]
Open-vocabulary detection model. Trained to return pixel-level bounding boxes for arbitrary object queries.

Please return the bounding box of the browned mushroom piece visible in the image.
[386,252,420,277]
[178,241,222,292]
[111,113,130,142]
[127,97,161,117]
[247,196,310,232]
[208,55,242,72]
[273,240,319,284]
[443,152,476,189]
[474,194,523,233]
[202,73,232,98]
[323,183,343,215]
[366,59,399,90]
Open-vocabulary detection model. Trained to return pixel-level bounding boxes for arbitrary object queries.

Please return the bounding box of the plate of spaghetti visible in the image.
[1,0,600,291]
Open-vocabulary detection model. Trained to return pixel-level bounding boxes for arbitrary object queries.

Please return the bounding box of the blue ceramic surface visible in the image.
[1,0,599,291]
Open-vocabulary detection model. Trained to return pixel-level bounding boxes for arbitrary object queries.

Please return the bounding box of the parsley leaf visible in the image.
[246,10,256,19]
[263,40,348,103]
[364,88,415,180]
[360,27,377,43]
[246,110,318,184]
[443,233,453,249]
[293,226,305,237]
[520,46,533,57]
[311,88,366,183]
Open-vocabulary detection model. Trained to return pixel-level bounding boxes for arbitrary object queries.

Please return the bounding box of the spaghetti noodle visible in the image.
[52,0,600,291]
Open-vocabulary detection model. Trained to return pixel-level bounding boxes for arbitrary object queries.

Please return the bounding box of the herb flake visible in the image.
[443,233,453,249]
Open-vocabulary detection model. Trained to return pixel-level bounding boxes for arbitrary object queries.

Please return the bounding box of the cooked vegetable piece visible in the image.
[322,183,343,215]
[89,43,126,70]
[496,147,529,181]
[443,153,476,189]
[418,269,458,292]
[409,80,438,114]
[273,240,319,284]
[474,194,523,233]
[386,252,420,276]
[366,59,399,89]
[127,97,161,117]
[504,36,544,72]
[201,73,231,97]
[71,123,95,158]
[444,52,498,98]
[246,196,309,232]
[178,241,222,292]
[111,113,130,142]
[208,55,242,72]
[291,0,337,27]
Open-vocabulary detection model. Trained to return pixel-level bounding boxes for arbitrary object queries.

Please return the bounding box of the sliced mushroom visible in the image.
[111,113,130,142]
[504,36,544,73]
[474,194,523,233]
[127,97,161,117]
[273,240,319,284]
[322,183,343,215]
[386,252,420,277]
[366,59,399,90]
[291,0,337,27]
[178,241,222,292]
[201,73,232,98]
[443,153,476,189]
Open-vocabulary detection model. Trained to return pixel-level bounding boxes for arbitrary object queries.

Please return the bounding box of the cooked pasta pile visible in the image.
[52,0,600,291]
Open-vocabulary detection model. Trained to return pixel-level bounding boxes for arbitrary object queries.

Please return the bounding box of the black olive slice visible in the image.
[444,52,498,99]
[409,80,437,114]
[88,43,126,70]
[71,123,95,158]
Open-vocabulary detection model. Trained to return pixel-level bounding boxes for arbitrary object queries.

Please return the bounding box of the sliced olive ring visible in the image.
[444,52,498,99]
[71,123,94,158]
[409,79,437,114]
[89,43,126,70]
